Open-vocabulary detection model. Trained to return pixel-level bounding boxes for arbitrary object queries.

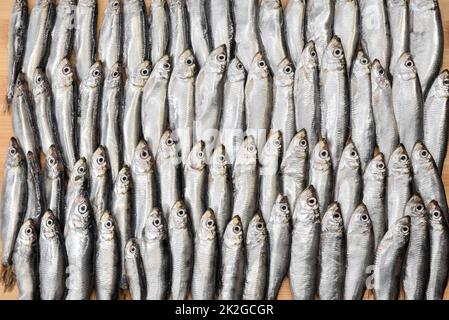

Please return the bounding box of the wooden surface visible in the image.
[0,0,447,300]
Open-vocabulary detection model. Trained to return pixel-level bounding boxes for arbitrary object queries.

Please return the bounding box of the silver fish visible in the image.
[13,219,38,300]
[232,136,258,231]
[373,216,410,300]
[123,0,148,74]
[207,0,233,61]
[95,211,120,300]
[6,0,28,105]
[122,60,151,166]
[266,195,291,300]
[0,138,27,291]
[359,0,391,71]
[333,0,359,71]
[289,186,320,300]
[194,45,227,149]
[344,204,374,300]
[363,153,387,250]
[259,131,283,224]
[409,0,443,97]
[426,201,449,300]
[387,144,412,228]
[74,0,97,81]
[39,210,66,300]
[284,0,305,68]
[191,209,218,300]
[219,216,245,300]
[186,0,210,68]
[100,63,123,181]
[168,201,193,300]
[149,0,169,65]
[90,146,111,225]
[78,61,103,161]
[65,157,89,227]
[98,0,122,75]
[392,53,424,155]
[350,51,375,171]
[167,0,189,65]
[318,202,345,300]
[309,138,333,217]
[24,151,45,223]
[44,145,65,223]
[294,41,320,153]
[142,55,171,156]
[305,0,334,64]
[132,140,157,239]
[402,195,429,300]
[423,70,449,174]
[124,239,145,300]
[371,60,399,162]
[387,0,409,74]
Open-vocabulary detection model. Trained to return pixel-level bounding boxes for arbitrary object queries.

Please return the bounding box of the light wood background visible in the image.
[0,0,447,300]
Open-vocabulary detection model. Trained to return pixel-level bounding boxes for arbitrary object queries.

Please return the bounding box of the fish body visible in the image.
[207,0,233,61]
[124,239,145,300]
[44,145,65,223]
[186,0,210,68]
[123,0,148,74]
[333,0,359,71]
[387,0,409,74]
[167,0,189,65]
[65,158,89,227]
[24,151,45,222]
[284,0,305,67]
[99,0,122,75]
[149,0,169,65]
[305,0,333,64]
[90,146,112,225]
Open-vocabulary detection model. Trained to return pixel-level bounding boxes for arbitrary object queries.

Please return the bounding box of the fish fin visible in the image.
[118,289,128,300]
[1,265,16,292]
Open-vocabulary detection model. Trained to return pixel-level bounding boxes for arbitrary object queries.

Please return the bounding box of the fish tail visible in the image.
[1,264,16,292]
[118,289,129,300]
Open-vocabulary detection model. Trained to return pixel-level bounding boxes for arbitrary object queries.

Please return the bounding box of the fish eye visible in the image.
[141,68,149,76]
[350,150,357,158]
[258,60,266,68]
[77,166,86,174]
[310,50,317,57]
[400,155,408,162]
[140,150,149,159]
[153,218,161,226]
[25,227,33,235]
[113,71,119,77]
[443,79,449,86]
[274,139,281,147]
[112,1,119,8]
[233,225,241,233]
[96,156,105,165]
[79,204,88,213]
[307,197,317,206]
[361,214,369,222]
[177,209,186,217]
[36,76,42,83]
[48,157,55,165]
[237,63,244,70]
[320,150,328,158]
[166,138,174,146]
[63,66,71,75]
[16,79,22,86]
[218,155,226,162]
[284,66,293,74]
[46,219,54,227]
[361,58,369,65]
[420,150,428,158]
[378,68,385,76]
[280,204,288,212]
[333,213,341,220]
[9,148,16,155]
[207,219,215,227]
[416,204,424,212]
[130,245,136,253]
[333,49,343,57]
[401,226,409,233]
[186,58,194,66]
[93,69,101,77]
[120,175,128,183]
[299,139,307,147]
[405,60,414,68]
[197,151,204,158]
[163,63,171,70]
[217,54,226,62]
[377,162,385,170]
[105,220,113,228]
[247,145,256,153]
[433,210,441,218]
[256,222,264,230]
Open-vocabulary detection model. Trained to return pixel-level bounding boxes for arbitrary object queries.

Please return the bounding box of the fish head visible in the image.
[269,195,291,225]
[41,210,61,240]
[261,130,283,160]
[56,58,75,88]
[186,140,207,170]
[405,195,427,220]
[298,41,319,71]
[210,145,230,176]
[226,58,246,82]
[105,63,123,88]
[311,138,332,171]
[7,137,25,167]
[68,190,92,230]
[143,208,167,241]
[92,146,110,177]
[351,50,371,79]
[223,216,244,247]
[32,69,51,96]
[394,53,417,81]
[198,209,217,241]
[274,58,295,86]
[157,130,180,162]
[393,216,411,246]
[364,152,386,181]
[71,157,89,183]
[246,213,267,247]
[388,144,411,175]
[261,0,282,9]
[234,135,258,168]
[432,69,449,98]
[204,45,228,74]
[427,200,447,228]
[98,211,117,241]
[83,61,104,88]
[347,204,372,235]
[339,140,361,171]
[296,185,320,222]
[125,238,141,260]
[249,52,270,79]
[284,129,308,161]
[152,55,172,80]
[322,202,344,233]
[133,140,154,174]
[371,60,391,90]
[175,49,196,79]
[169,201,190,230]
[46,145,65,178]
[322,36,346,71]
[129,61,152,87]
[107,0,122,14]
[13,73,29,98]
[115,166,132,194]
[411,141,435,171]
[17,219,37,247]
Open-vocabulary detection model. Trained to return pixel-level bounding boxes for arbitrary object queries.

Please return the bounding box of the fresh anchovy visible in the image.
[64,190,94,300]
[392,53,423,155]
[363,153,387,250]
[142,55,171,156]
[186,0,210,68]
[124,239,145,300]
[46,0,75,85]
[44,146,65,223]
[305,0,333,64]
[371,60,399,162]
[258,0,287,71]
[387,144,412,228]
[100,63,123,181]
[334,0,359,71]
[168,201,193,300]
[335,141,362,230]
[22,0,54,85]
[123,0,148,74]
[294,41,320,153]
[207,0,233,61]
[111,166,132,289]
[0,138,27,291]
[53,58,77,171]
[65,157,89,226]
[122,60,151,166]
[409,0,443,97]
[259,131,282,223]
[79,62,103,161]
[359,0,391,71]
[280,130,308,210]
[167,49,196,163]
[24,151,45,222]
[167,0,189,65]
[374,216,410,300]
[98,0,122,75]
[6,0,28,105]
[350,51,375,171]
[96,211,120,300]
[191,209,218,300]
[74,0,97,81]
[219,58,246,163]
[233,0,260,70]
[90,146,111,225]
[39,210,65,300]
[156,130,182,221]
[12,73,39,157]
[13,219,38,300]
[426,201,449,300]
[309,138,333,217]
[423,70,449,174]
[194,45,227,148]
[344,204,374,300]
[149,0,169,65]
[132,140,157,239]
[411,141,448,220]
[271,58,295,152]
[289,186,320,300]
[219,216,245,300]
[232,136,258,231]
[284,0,305,67]
[245,53,272,143]
[267,195,291,300]
[387,0,409,74]
[318,202,345,300]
